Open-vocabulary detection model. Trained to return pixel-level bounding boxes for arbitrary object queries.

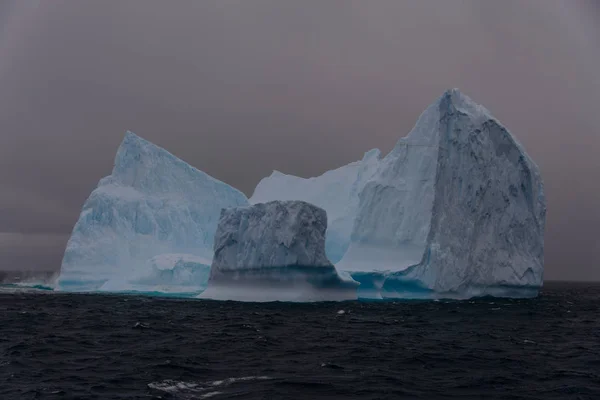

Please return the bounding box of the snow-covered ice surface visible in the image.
[199,201,358,302]
[57,131,248,292]
[338,89,546,299]
[250,149,380,263]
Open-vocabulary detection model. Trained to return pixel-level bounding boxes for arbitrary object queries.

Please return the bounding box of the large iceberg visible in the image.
[250,149,380,263]
[338,89,546,299]
[57,131,248,292]
[199,200,358,302]
[57,89,546,301]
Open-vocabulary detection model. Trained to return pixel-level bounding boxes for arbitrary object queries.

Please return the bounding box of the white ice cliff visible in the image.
[199,201,358,302]
[57,131,248,291]
[250,149,381,263]
[338,89,546,299]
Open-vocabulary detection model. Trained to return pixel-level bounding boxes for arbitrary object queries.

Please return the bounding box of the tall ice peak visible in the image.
[109,131,246,199]
[362,148,382,162]
[440,88,495,123]
[269,170,287,178]
[339,88,545,299]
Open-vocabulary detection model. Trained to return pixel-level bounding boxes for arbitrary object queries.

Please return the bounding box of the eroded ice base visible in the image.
[57,254,211,296]
[199,265,358,302]
[341,270,540,300]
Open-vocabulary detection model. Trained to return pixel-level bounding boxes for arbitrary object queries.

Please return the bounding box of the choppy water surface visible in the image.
[0,281,599,399]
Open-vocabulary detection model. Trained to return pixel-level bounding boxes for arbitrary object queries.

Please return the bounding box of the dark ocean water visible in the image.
[0,281,599,400]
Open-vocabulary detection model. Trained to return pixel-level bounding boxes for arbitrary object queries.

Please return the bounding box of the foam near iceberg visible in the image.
[199,201,358,302]
[57,131,248,292]
[338,89,546,299]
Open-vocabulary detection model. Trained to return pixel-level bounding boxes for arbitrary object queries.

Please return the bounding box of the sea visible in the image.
[0,281,598,399]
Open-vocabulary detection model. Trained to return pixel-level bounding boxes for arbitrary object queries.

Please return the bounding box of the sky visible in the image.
[0,0,598,280]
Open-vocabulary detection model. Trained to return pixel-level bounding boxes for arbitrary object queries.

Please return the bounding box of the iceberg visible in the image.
[57,131,248,291]
[338,89,546,299]
[199,201,358,302]
[250,149,380,263]
[57,89,545,301]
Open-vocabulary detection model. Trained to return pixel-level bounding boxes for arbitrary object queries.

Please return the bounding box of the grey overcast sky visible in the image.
[0,0,598,280]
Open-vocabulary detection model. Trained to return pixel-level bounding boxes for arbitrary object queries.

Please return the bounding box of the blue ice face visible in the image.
[57,132,248,292]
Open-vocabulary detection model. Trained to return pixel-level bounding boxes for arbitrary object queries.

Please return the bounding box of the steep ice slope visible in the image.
[250,149,380,263]
[339,97,442,275]
[199,201,358,301]
[58,131,248,291]
[339,89,546,299]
